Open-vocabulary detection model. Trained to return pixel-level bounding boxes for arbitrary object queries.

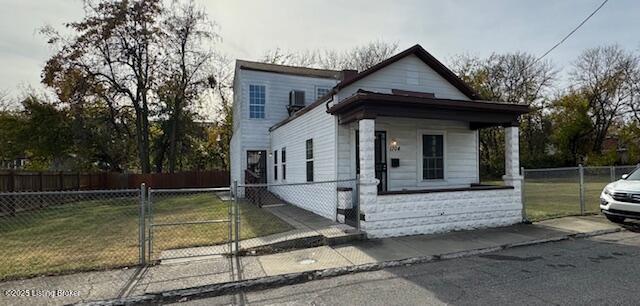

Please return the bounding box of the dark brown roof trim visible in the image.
[237,60,343,80]
[327,91,529,115]
[326,91,529,127]
[333,44,480,100]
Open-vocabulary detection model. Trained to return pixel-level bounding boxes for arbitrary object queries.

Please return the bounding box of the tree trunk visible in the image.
[167,98,182,174]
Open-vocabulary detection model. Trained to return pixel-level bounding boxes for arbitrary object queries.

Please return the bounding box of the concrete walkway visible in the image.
[0,215,623,306]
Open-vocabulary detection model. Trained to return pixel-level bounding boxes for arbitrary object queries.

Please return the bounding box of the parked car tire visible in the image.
[605,215,625,224]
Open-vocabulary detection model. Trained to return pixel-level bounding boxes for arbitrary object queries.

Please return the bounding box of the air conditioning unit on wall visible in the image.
[287,90,305,116]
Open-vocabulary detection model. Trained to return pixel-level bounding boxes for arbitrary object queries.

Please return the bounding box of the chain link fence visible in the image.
[147,188,232,262]
[234,179,359,254]
[0,189,141,281]
[523,164,640,221]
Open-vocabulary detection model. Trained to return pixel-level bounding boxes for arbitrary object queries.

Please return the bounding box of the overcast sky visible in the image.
[1,0,639,98]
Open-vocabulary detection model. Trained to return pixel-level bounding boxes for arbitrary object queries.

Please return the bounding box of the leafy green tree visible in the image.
[550,91,593,165]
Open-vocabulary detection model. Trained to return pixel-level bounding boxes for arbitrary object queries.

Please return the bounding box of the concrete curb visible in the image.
[78,227,623,306]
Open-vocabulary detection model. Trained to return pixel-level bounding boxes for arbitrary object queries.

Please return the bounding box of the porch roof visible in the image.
[326,90,530,129]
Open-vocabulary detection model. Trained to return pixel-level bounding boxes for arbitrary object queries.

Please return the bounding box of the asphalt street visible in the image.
[179,228,640,306]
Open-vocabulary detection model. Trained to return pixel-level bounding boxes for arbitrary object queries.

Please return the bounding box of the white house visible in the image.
[230,44,529,238]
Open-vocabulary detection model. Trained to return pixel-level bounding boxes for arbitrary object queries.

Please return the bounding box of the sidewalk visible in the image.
[0,215,624,306]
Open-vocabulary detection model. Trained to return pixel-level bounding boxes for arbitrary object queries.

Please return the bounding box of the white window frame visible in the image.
[306,139,314,182]
[416,129,447,183]
[248,84,266,119]
[315,86,331,100]
[281,147,286,182]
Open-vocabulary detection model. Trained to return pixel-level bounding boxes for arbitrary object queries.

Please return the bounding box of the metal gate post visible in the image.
[579,164,585,215]
[610,166,615,182]
[355,174,360,231]
[139,183,146,265]
[147,187,153,263]
[521,167,528,222]
[233,180,239,255]
[228,184,233,255]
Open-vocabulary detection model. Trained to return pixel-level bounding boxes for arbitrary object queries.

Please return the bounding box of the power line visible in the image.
[533,0,609,64]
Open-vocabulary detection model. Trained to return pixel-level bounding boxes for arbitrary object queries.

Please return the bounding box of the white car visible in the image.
[600,168,640,223]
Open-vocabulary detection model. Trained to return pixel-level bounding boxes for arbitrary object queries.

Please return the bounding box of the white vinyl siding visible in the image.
[340,117,478,191]
[269,105,337,219]
[335,54,470,101]
[231,66,339,185]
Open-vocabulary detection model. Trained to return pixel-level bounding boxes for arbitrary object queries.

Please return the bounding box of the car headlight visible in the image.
[603,187,613,196]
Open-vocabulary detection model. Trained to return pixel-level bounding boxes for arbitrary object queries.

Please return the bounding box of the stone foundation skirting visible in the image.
[362,188,522,238]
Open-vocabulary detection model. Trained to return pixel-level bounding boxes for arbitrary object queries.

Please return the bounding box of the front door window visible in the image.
[247,150,267,182]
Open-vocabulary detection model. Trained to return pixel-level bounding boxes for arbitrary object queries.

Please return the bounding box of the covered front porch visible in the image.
[328,91,529,237]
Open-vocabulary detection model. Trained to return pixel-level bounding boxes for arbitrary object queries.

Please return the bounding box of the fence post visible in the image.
[139,183,146,266]
[228,183,233,255]
[59,171,64,190]
[233,180,239,255]
[8,170,16,216]
[355,174,360,231]
[521,167,528,222]
[579,164,585,215]
[147,187,153,263]
[610,166,615,182]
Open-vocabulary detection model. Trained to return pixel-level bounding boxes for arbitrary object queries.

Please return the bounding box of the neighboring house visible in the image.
[1,157,29,170]
[230,44,529,238]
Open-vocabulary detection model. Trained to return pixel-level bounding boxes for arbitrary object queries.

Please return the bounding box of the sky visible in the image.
[1,0,639,99]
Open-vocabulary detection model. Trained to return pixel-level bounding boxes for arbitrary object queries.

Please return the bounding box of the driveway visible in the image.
[185,227,640,305]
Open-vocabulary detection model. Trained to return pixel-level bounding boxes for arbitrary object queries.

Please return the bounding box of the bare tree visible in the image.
[155,0,217,173]
[571,45,640,153]
[42,0,164,173]
[261,40,399,71]
[451,53,556,172]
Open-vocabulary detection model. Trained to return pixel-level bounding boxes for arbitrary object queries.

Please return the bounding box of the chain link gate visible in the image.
[145,187,233,263]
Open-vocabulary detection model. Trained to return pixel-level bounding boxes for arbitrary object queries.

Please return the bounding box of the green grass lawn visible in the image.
[0,193,292,281]
[486,178,610,221]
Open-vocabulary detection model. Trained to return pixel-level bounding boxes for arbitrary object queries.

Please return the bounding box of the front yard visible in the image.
[0,193,292,281]
[486,178,609,221]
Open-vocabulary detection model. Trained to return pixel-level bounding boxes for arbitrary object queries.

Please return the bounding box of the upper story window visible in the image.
[315,86,331,100]
[249,85,266,118]
[422,134,444,180]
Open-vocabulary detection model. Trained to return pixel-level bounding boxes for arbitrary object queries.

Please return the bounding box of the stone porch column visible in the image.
[503,126,523,196]
[358,119,378,221]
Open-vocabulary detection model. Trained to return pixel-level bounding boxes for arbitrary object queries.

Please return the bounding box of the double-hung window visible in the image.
[281,147,287,180]
[273,150,278,181]
[315,86,331,99]
[306,139,314,182]
[249,85,265,119]
[422,134,444,180]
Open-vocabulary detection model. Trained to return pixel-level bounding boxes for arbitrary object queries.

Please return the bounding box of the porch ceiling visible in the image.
[326,90,530,129]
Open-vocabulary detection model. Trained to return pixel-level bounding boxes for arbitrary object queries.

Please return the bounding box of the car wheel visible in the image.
[605,215,625,224]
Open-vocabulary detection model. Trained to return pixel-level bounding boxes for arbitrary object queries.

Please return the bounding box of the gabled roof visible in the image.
[333,44,480,100]
[236,60,344,80]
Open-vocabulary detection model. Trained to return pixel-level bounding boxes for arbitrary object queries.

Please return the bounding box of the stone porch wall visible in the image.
[361,188,522,238]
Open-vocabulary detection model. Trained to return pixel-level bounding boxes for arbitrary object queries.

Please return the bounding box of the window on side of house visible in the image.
[315,86,331,100]
[306,139,314,182]
[249,84,266,119]
[273,150,278,181]
[281,147,286,180]
[422,134,444,180]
